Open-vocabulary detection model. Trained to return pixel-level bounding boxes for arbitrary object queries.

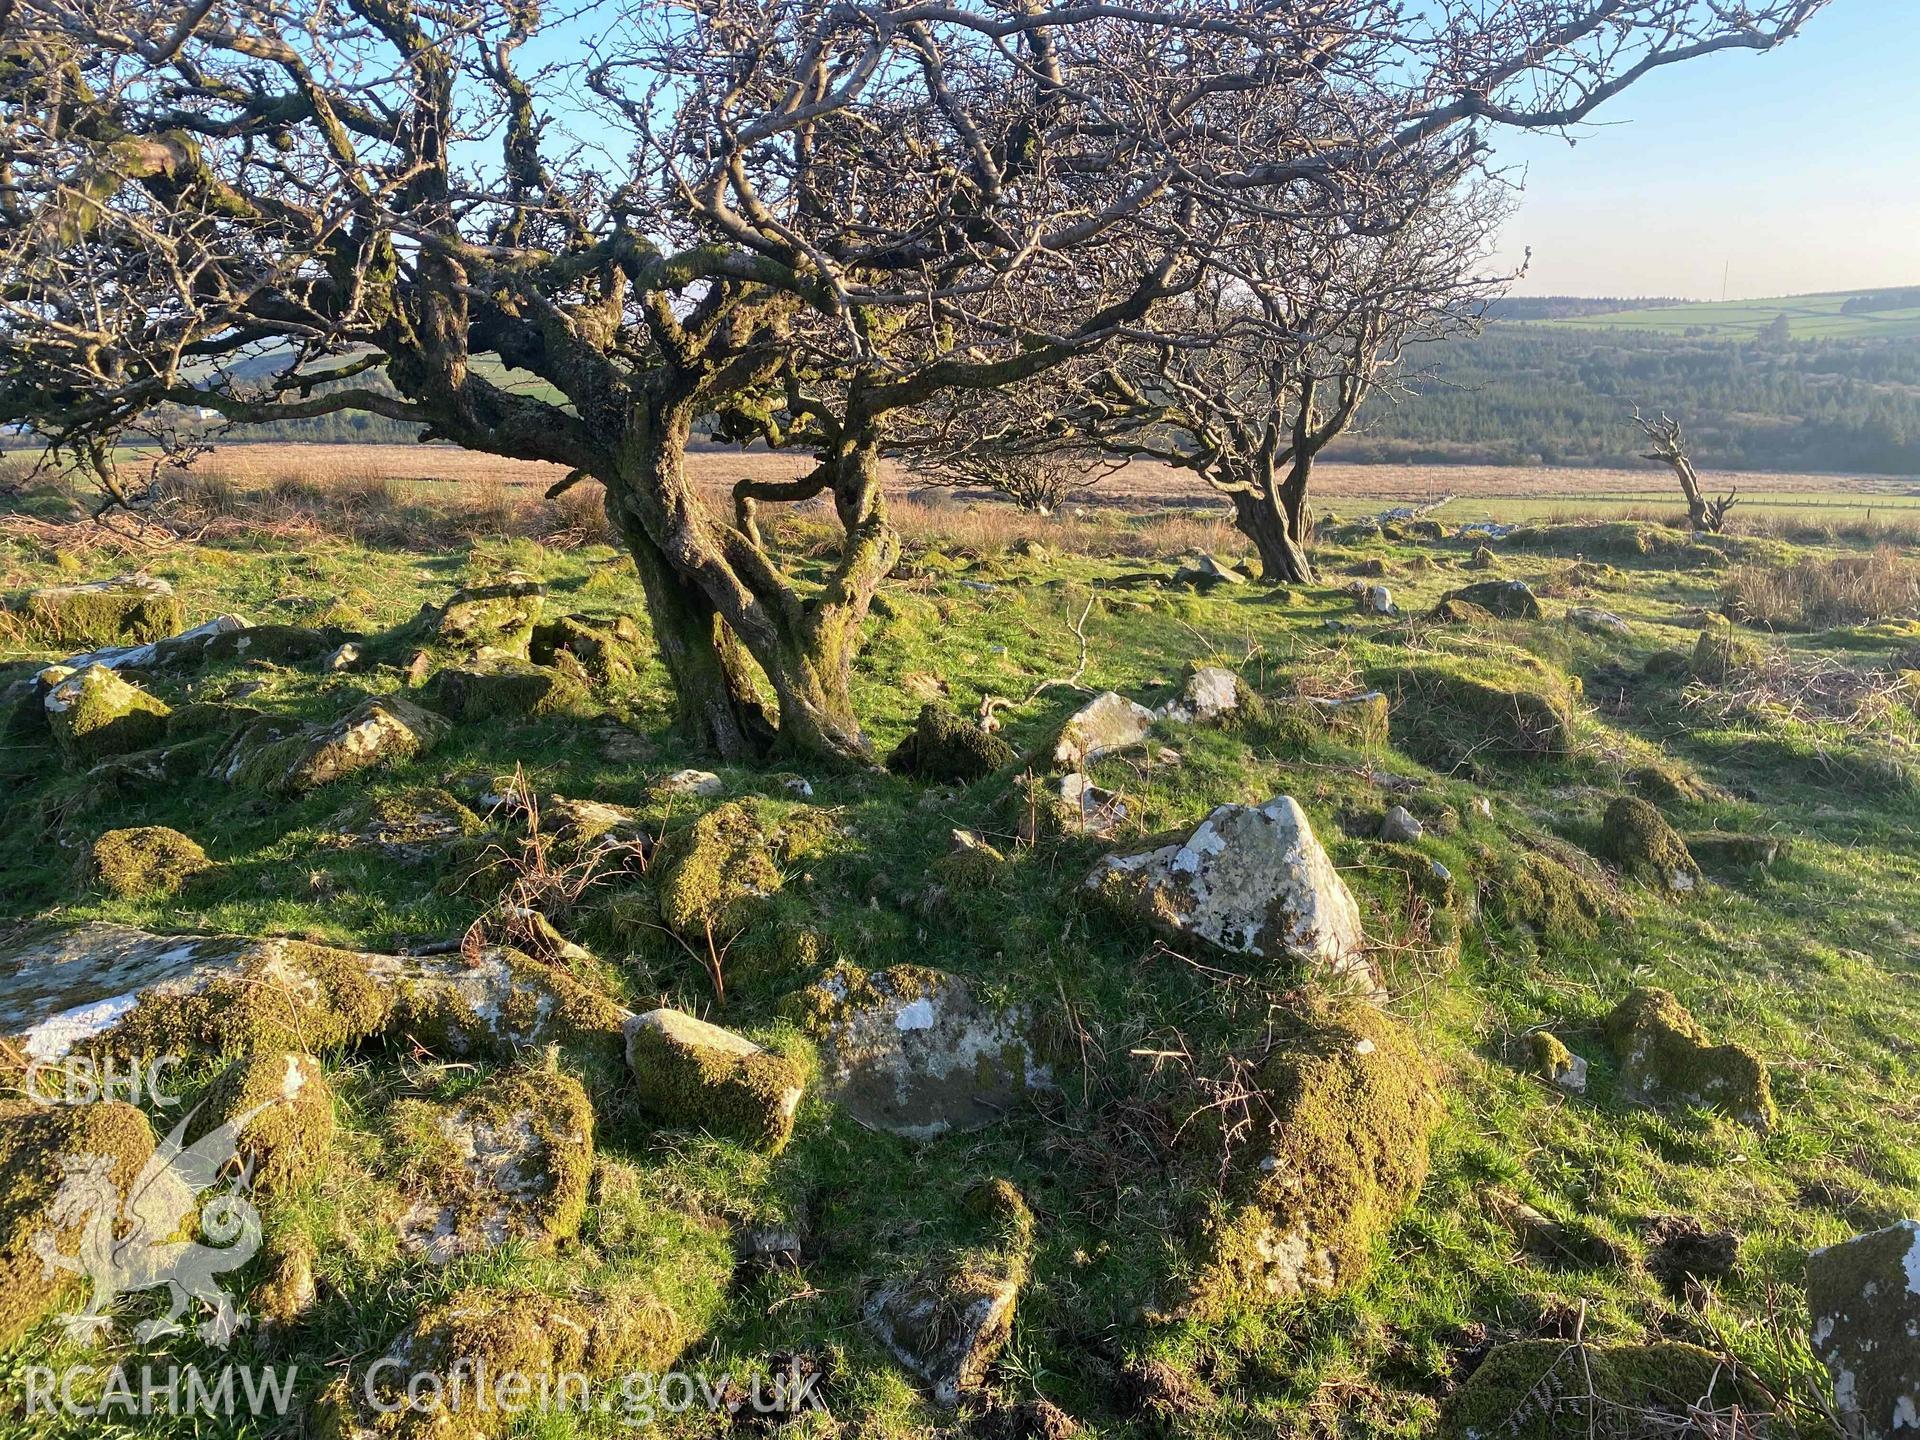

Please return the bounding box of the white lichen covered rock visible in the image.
[1087,795,1377,994]
[1806,1220,1920,1438]
[788,965,1050,1138]
[216,695,450,794]
[57,612,248,673]
[655,768,724,797]
[1157,665,1240,724]
[43,663,171,762]
[1053,690,1155,770]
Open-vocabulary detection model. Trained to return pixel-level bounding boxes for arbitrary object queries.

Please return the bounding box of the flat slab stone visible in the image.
[1053,691,1155,770]
[56,613,248,672]
[0,925,246,1058]
[798,967,1049,1139]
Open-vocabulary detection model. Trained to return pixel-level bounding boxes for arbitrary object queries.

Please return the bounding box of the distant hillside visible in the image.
[1486,295,1686,321]
[1540,287,1920,341]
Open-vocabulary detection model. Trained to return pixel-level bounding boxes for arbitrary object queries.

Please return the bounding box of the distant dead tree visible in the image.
[915,451,1119,516]
[1633,410,1737,533]
[0,0,1828,758]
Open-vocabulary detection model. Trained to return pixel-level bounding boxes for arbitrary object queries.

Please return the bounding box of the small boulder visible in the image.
[389,1067,595,1263]
[1605,987,1775,1129]
[0,1099,158,1348]
[888,703,1016,782]
[424,659,588,722]
[1527,1031,1587,1093]
[1053,691,1155,770]
[6,575,184,649]
[654,767,724,797]
[1467,545,1497,570]
[1436,1340,1769,1440]
[223,695,451,794]
[787,965,1048,1138]
[1599,795,1701,893]
[1088,796,1376,993]
[56,612,247,673]
[529,612,642,684]
[425,575,545,654]
[1365,583,1395,616]
[1019,772,1132,842]
[1437,579,1542,619]
[653,801,782,940]
[1173,552,1245,589]
[323,641,362,672]
[1691,619,1759,682]
[1807,1220,1920,1439]
[1568,606,1630,636]
[1688,831,1786,872]
[1304,691,1390,747]
[89,826,214,899]
[865,1181,1035,1406]
[1428,596,1497,625]
[624,1008,805,1151]
[44,664,171,762]
[1156,665,1240,724]
[1378,806,1423,844]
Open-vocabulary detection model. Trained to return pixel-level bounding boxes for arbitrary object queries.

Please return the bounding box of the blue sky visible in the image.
[1487,0,1919,299]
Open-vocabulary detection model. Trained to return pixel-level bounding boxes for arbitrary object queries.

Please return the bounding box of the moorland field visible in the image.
[2,440,1918,1438]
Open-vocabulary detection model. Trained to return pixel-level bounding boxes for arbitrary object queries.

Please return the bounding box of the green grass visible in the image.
[1537,288,1920,341]
[2,512,1916,1437]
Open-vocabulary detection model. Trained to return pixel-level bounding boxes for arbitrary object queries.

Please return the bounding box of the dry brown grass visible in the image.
[1722,548,1920,631]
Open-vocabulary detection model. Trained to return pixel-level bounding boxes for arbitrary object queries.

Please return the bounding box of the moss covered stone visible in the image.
[1481,849,1607,941]
[253,1232,317,1331]
[1806,1220,1920,1439]
[89,825,214,899]
[624,1008,805,1151]
[0,1098,157,1348]
[1435,580,1541,619]
[424,659,588,722]
[653,801,784,940]
[1527,1031,1586,1092]
[864,1180,1037,1405]
[198,1051,335,1197]
[387,1066,594,1262]
[1436,1339,1769,1440]
[1605,987,1775,1130]
[199,623,348,665]
[1688,831,1785,872]
[1599,796,1701,894]
[424,575,545,655]
[1690,620,1760,682]
[888,702,1017,781]
[1184,1003,1439,1318]
[529,613,643,684]
[44,664,171,763]
[8,576,184,649]
[334,1282,689,1440]
[220,695,450,794]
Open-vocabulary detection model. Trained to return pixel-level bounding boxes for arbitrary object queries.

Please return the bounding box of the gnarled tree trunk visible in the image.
[1227,452,1316,585]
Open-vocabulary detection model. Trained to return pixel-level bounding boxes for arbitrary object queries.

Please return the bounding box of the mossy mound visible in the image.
[1690,620,1760,682]
[529,612,643,683]
[1605,987,1776,1130]
[1504,520,1698,562]
[654,800,784,939]
[1435,580,1541,620]
[0,1099,156,1348]
[44,664,171,763]
[1687,831,1785,872]
[1183,1003,1440,1318]
[336,1282,689,1440]
[253,1232,317,1330]
[1480,848,1607,942]
[624,1008,806,1152]
[6,577,184,649]
[1429,597,1497,625]
[424,659,589,722]
[197,1050,335,1196]
[1436,1339,1770,1439]
[199,623,349,664]
[1382,653,1576,767]
[1599,796,1701,893]
[1238,690,1389,752]
[888,702,1017,782]
[386,1066,595,1260]
[1626,759,1710,804]
[89,825,214,899]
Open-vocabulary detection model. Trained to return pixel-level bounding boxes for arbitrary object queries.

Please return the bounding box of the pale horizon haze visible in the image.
[1489,0,1920,301]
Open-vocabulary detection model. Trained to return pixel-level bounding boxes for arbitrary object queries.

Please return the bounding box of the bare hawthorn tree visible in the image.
[913,450,1118,516]
[0,0,1829,761]
[1633,409,1737,532]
